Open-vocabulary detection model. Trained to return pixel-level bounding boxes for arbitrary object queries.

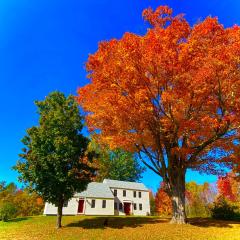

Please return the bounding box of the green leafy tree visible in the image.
[14,92,95,228]
[89,141,145,182]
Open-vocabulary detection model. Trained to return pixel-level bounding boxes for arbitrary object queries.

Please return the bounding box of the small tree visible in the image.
[14,92,95,228]
[155,183,172,216]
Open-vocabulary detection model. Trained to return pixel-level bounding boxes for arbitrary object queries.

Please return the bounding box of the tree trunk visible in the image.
[56,199,64,229]
[169,168,187,224]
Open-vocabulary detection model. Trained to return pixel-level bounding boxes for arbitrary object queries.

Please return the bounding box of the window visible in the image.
[139,203,142,210]
[114,189,117,197]
[119,202,123,210]
[114,202,118,210]
[133,191,136,198]
[138,192,142,198]
[134,203,137,210]
[102,200,106,208]
[63,200,68,207]
[91,199,95,208]
[123,190,126,197]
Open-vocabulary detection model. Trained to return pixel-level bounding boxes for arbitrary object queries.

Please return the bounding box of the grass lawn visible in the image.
[0,216,239,240]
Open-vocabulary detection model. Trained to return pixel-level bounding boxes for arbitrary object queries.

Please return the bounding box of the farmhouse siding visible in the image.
[44,179,150,216]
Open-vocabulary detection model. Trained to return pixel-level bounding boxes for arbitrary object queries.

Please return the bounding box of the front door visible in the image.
[124,202,131,215]
[78,199,84,213]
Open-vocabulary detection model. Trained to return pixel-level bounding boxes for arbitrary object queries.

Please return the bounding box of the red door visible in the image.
[124,203,131,215]
[78,199,84,213]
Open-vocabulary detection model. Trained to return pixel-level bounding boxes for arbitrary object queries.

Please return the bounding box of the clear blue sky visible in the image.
[0,0,239,192]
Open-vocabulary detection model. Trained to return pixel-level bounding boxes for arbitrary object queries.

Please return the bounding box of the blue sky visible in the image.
[0,0,239,192]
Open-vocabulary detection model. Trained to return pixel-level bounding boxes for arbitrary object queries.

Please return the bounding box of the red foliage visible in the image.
[217,173,238,202]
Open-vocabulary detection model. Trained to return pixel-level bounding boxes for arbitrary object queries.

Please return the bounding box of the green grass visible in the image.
[0,215,240,240]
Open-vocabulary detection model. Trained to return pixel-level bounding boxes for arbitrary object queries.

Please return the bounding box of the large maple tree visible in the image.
[77,6,240,223]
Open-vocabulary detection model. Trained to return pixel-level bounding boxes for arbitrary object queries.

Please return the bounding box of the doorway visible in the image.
[78,199,84,214]
[124,202,131,215]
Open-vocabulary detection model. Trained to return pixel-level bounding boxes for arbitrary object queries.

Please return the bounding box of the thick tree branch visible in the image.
[141,145,163,173]
[136,150,161,176]
[189,122,230,164]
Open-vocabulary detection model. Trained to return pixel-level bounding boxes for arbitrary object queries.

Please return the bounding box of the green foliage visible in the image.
[89,141,145,182]
[210,196,240,220]
[185,181,216,218]
[0,202,17,221]
[14,91,95,208]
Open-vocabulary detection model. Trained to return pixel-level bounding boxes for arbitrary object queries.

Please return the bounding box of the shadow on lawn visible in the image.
[66,217,166,229]
[6,217,30,223]
[189,218,240,228]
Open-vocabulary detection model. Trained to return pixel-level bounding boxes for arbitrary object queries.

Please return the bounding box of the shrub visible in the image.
[0,202,17,221]
[210,196,240,220]
[13,191,44,217]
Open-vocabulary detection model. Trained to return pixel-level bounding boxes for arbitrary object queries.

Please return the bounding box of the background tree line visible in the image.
[0,182,44,221]
[150,172,240,220]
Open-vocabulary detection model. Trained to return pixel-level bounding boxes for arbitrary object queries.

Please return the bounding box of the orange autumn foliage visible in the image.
[78,5,240,170]
[36,197,44,206]
[77,5,240,222]
[155,183,172,216]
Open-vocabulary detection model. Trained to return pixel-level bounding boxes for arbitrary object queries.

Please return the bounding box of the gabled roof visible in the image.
[75,182,114,199]
[103,179,148,191]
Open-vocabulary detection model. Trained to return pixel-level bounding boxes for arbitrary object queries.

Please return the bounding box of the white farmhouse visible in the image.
[44,179,150,216]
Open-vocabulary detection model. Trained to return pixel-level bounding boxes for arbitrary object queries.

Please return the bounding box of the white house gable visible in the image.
[103,179,150,216]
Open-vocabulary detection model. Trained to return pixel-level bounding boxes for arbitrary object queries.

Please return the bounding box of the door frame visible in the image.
[123,202,132,215]
[77,198,85,214]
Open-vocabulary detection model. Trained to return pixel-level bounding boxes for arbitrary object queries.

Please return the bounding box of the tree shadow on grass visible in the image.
[66,217,167,229]
[5,217,30,223]
[189,218,240,228]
